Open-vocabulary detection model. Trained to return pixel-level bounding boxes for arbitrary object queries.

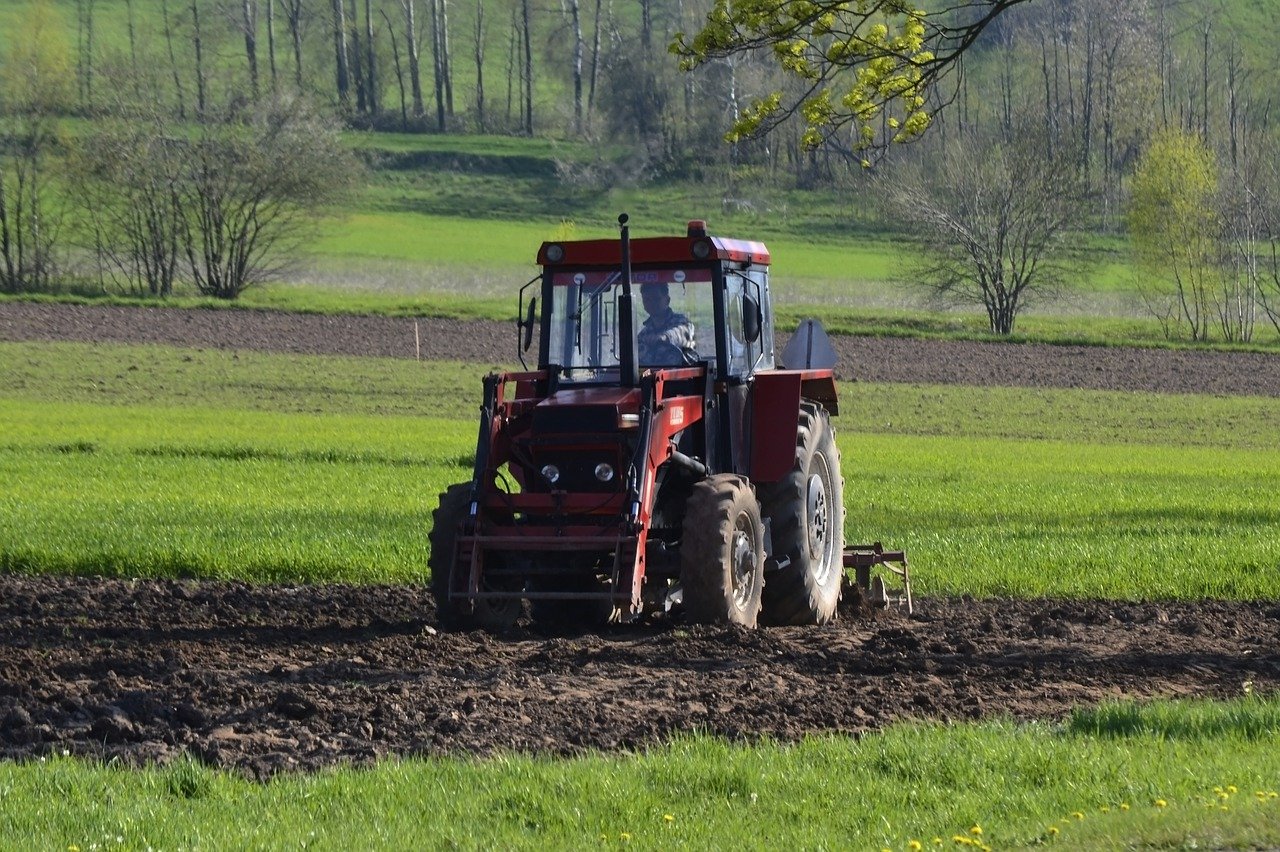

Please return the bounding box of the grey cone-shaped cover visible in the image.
[780,318,838,370]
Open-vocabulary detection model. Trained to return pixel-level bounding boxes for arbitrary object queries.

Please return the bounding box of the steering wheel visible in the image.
[641,341,699,367]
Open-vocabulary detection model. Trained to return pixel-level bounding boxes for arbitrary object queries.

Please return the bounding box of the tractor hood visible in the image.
[532,387,643,434]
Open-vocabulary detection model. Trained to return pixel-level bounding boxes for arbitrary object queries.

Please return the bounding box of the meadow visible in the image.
[3,340,1280,597]
[0,701,1277,849]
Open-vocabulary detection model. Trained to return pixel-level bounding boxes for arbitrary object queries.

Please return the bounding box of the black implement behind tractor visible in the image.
[430,216,909,630]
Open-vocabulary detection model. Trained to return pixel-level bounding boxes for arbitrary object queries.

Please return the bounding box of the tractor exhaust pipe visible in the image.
[617,213,640,387]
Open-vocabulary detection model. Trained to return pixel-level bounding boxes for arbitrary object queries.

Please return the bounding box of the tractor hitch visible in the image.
[843,542,912,614]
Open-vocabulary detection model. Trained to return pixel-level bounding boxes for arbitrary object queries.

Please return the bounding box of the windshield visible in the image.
[546,266,716,379]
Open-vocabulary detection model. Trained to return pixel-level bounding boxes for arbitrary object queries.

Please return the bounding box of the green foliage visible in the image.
[0,0,74,114]
[672,0,937,151]
[1128,129,1222,340]
[0,699,1278,849]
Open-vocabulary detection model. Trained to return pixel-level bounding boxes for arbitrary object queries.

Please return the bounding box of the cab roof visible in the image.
[537,228,770,267]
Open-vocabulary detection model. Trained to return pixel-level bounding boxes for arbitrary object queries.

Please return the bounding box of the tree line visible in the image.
[4,0,1280,340]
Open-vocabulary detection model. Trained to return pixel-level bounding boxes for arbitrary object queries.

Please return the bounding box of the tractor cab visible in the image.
[525,219,776,384]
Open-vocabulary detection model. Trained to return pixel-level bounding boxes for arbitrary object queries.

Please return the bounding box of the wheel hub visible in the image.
[730,523,757,610]
[806,468,834,584]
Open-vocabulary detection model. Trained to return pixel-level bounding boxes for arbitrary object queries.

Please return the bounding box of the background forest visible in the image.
[3,0,1280,341]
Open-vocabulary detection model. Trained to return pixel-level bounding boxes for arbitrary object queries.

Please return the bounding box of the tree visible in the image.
[176,98,359,298]
[1128,129,1220,341]
[0,0,74,293]
[77,96,186,297]
[885,124,1090,335]
[671,0,1032,156]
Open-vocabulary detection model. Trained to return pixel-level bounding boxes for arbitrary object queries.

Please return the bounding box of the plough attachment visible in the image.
[843,542,912,615]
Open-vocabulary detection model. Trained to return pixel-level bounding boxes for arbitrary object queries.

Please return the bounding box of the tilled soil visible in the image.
[4,301,1280,396]
[1,576,1276,778]
[2,301,1279,776]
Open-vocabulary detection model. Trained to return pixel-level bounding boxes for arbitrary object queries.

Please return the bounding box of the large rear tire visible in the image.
[429,483,521,632]
[680,474,765,627]
[759,402,845,625]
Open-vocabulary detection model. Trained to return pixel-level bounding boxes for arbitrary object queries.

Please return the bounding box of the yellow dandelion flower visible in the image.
[1154,799,1167,808]
[1120,802,1130,811]
[620,832,632,842]
[1269,792,1278,799]
[1227,785,1238,794]
[1047,826,1059,836]
[933,838,944,846]
[1257,791,1268,800]
[663,814,674,823]
[1071,811,1084,820]
[1099,805,1110,813]
[969,825,983,835]
[69,847,80,852]
[951,835,970,845]
[1219,805,1229,811]
[909,841,923,851]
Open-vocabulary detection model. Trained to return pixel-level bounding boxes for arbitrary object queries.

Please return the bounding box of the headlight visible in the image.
[594,463,615,482]
[545,244,565,263]
[691,238,712,260]
[541,464,561,484]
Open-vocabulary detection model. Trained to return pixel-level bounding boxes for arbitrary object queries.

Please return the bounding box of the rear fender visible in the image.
[748,370,838,482]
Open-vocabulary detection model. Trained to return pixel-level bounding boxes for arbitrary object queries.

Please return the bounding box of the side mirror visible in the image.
[742,296,762,343]
[522,297,538,352]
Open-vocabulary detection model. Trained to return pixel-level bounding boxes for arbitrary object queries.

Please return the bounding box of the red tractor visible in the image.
[431,215,908,630]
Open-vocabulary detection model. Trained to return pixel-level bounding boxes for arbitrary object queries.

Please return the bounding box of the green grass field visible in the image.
[1,700,1277,849]
[4,340,1279,597]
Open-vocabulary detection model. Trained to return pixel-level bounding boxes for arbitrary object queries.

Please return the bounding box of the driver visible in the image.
[637,282,698,364]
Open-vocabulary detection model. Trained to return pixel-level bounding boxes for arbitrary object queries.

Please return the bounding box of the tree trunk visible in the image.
[365,0,378,114]
[473,0,486,131]
[382,8,409,128]
[162,0,187,119]
[1201,22,1211,142]
[430,0,445,129]
[439,0,454,115]
[285,0,304,89]
[243,0,260,100]
[505,9,516,126]
[521,0,532,134]
[350,0,366,112]
[403,0,425,116]
[587,0,602,116]
[126,0,140,94]
[332,0,351,108]
[192,0,208,117]
[266,0,278,92]
[568,0,582,133]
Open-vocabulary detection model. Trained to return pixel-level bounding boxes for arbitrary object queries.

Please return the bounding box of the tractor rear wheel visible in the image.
[680,474,765,627]
[759,401,845,625]
[429,483,522,632]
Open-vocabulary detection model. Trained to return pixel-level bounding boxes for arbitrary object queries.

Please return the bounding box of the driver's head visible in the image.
[640,283,670,316]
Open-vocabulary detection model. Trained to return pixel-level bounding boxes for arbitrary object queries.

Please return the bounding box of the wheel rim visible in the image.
[730,512,759,611]
[806,454,836,584]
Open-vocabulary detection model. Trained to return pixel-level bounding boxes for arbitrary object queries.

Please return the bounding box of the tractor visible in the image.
[430,215,909,631]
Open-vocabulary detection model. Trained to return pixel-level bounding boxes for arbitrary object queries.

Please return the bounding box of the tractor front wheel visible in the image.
[759,401,845,625]
[429,483,522,632]
[680,474,765,628]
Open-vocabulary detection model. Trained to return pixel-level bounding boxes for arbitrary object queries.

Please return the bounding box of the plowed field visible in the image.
[2,303,1277,776]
